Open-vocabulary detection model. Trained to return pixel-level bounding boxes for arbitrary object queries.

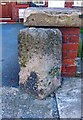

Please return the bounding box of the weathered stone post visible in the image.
[18,7,81,99]
[18,28,62,99]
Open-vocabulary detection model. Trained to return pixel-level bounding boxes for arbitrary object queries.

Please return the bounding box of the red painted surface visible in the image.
[11,2,29,21]
[0,2,28,20]
[0,2,48,21]
[59,27,80,76]
[65,1,74,8]
[0,2,12,18]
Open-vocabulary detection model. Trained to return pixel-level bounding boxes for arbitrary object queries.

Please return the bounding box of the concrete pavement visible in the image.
[56,77,81,118]
[1,77,81,119]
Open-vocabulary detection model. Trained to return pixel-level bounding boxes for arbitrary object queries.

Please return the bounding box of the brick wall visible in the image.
[59,27,80,76]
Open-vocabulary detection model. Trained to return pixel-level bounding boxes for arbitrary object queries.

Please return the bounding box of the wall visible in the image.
[11,2,29,21]
[59,27,80,76]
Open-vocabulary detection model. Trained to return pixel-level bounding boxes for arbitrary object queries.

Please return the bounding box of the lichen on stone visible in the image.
[18,27,62,99]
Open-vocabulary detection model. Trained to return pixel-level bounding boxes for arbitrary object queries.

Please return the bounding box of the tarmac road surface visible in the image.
[1,23,26,87]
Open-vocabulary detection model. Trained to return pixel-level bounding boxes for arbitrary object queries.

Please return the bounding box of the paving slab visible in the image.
[56,77,81,118]
[1,87,59,119]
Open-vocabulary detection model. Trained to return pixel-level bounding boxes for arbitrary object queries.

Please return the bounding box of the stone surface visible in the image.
[1,77,81,119]
[56,77,81,118]
[75,58,81,76]
[18,27,62,99]
[1,87,59,118]
[24,7,81,27]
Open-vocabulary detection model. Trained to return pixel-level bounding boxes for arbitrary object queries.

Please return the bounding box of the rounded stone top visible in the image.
[24,7,82,27]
